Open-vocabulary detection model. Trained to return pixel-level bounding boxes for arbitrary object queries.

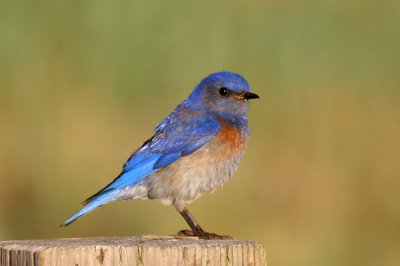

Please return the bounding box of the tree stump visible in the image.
[0,236,266,265]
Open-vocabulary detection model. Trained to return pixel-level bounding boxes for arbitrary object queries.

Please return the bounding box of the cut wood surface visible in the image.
[0,236,266,266]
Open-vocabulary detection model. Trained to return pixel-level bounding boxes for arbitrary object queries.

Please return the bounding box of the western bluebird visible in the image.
[62,71,259,239]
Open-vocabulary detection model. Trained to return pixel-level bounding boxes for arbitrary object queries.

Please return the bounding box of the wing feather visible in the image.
[85,109,221,203]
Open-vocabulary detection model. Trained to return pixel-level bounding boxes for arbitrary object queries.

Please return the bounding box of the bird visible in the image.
[61,71,259,239]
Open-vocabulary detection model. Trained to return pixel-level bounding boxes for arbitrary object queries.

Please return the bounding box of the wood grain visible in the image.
[0,236,266,266]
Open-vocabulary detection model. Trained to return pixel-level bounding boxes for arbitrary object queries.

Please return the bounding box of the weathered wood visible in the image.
[0,236,266,266]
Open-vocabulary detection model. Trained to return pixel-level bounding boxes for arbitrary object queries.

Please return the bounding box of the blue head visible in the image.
[188,71,259,119]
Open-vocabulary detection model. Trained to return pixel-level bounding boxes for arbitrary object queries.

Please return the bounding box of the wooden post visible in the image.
[0,236,266,266]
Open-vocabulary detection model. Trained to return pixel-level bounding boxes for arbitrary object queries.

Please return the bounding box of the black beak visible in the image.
[242,91,260,100]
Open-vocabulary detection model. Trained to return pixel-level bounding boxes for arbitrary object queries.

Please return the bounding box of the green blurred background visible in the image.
[1,0,399,265]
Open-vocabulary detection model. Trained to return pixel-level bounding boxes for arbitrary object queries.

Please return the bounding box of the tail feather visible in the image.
[61,189,119,226]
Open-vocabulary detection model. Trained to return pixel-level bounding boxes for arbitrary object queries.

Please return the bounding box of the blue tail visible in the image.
[61,189,119,226]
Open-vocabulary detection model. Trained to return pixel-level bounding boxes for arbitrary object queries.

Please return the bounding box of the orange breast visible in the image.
[214,118,247,158]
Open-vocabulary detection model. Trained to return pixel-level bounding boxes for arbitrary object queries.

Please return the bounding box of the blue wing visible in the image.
[110,111,221,190]
[62,106,221,226]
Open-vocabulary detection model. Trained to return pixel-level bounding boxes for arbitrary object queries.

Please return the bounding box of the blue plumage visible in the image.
[62,71,259,239]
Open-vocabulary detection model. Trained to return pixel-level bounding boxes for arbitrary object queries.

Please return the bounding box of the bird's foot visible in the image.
[177,229,232,240]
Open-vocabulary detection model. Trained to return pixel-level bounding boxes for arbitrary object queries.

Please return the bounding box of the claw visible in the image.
[177,229,232,240]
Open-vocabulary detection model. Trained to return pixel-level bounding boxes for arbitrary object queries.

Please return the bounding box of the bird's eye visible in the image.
[219,87,229,97]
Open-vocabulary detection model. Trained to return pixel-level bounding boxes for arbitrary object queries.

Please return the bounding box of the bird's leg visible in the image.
[177,207,232,240]
[179,207,205,236]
